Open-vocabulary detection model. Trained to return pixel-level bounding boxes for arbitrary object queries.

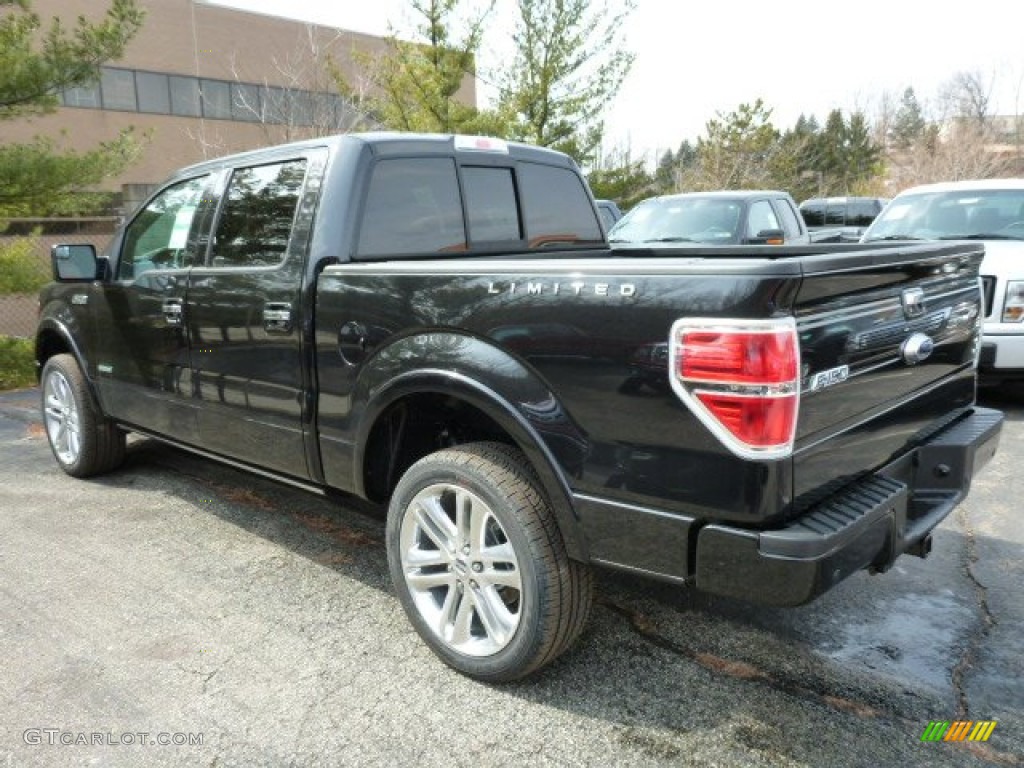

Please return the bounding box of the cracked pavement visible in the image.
[0,385,1021,767]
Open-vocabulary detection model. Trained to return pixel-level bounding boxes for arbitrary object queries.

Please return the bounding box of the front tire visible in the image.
[386,441,593,681]
[41,354,125,478]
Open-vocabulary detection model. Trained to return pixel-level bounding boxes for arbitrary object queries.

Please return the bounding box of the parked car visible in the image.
[594,199,623,232]
[38,133,1001,681]
[608,190,810,246]
[799,196,889,242]
[860,179,1024,386]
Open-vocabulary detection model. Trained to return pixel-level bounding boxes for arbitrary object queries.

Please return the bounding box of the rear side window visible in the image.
[518,162,602,248]
[825,201,846,226]
[847,199,879,227]
[357,158,466,256]
[800,201,825,227]
[210,159,307,268]
[463,167,521,243]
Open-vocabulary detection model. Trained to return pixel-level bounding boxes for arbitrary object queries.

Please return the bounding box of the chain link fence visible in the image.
[0,219,117,338]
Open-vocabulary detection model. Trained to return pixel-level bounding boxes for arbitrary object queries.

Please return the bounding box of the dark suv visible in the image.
[799,196,888,240]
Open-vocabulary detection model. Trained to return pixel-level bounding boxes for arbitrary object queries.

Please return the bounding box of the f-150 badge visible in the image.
[807,365,849,392]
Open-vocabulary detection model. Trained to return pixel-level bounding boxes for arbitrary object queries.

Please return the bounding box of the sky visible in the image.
[211,0,1024,164]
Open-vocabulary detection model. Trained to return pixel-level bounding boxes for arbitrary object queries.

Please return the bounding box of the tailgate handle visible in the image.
[162,298,183,326]
[263,302,293,334]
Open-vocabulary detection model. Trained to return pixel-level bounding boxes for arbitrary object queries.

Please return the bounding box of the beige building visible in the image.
[6,0,476,209]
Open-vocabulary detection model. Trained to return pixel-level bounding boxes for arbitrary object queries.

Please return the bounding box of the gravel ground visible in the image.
[1,385,1021,767]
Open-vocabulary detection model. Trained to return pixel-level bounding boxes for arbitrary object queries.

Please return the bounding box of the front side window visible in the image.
[747,200,781,237]
[356,158,466,257]
[518,163,602,248]
[119,176,210,279]
[774,199,803,238]
[209,159,308,268]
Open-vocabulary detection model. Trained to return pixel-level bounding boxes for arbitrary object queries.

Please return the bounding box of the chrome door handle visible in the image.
[263,302,293,334]
[162,298,183,326]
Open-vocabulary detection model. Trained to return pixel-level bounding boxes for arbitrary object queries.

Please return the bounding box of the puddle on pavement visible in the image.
[813,590,973,692]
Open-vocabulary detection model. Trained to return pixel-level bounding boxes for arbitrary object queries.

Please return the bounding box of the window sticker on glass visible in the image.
[168,206,197,249]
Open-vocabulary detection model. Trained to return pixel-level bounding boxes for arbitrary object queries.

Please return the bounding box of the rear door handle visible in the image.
[162,298,183,326]
[263,302,293,334]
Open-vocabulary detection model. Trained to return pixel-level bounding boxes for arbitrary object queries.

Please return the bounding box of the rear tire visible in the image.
[41,354,125,478]
[386,441,593,681]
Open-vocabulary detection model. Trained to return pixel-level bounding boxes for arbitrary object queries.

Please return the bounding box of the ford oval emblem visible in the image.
[901,333,935,365]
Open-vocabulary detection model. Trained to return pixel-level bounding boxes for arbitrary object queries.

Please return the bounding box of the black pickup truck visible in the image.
[37,133,1002,681]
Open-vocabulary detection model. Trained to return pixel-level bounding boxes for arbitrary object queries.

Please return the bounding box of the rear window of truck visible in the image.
[354,157,602,258]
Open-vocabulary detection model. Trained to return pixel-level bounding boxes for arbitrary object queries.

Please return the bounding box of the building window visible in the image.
[200,79,231,119]
[100,67,137,111]
[169,75,201,117]
[62,82,101,108]
[55,65,369,129]
[136,71,171,114]
[230,83,261,122]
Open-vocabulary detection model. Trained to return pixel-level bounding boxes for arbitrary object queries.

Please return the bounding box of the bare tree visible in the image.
[227,25,379,145]
[938,70,994,128]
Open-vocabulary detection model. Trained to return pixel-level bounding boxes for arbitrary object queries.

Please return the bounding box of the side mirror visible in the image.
[747,228,786,245]
[51,244,99,282]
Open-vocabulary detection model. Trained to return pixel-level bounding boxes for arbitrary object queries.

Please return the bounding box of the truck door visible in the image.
[94,174,215,442]
[186,155,316,479]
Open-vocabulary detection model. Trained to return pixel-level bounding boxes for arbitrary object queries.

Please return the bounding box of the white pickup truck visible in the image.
[862,178,1024,386]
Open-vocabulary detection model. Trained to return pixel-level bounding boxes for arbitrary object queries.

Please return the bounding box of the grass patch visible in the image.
[0,336,36,391]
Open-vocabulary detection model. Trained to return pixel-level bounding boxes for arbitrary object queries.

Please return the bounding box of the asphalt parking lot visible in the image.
[1,386,1021,767]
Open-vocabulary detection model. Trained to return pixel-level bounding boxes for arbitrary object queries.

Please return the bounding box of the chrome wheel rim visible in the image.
[400,483,522,657]
[43,369,81,466]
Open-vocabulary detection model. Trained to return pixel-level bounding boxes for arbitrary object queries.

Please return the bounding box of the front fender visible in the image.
[35,315,104,413]
[352,332,590,560]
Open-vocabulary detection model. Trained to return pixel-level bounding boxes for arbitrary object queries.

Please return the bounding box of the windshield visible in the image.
[863,189,1024,242]
[608,197,742,244]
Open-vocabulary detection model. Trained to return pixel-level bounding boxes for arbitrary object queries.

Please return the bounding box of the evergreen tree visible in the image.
[0,0,145,215]
[889,86,926,150]
[498,0,635,165]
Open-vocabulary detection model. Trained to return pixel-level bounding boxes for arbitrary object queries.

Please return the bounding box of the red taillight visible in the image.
[670,318,800,459]
[677,330,797,384]
[694,393,798,447]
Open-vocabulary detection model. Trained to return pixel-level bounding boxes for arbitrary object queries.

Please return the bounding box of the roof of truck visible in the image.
[172,132,577,179]
[893,178,1024,196]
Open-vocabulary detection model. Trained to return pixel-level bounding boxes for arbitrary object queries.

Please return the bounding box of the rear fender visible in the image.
[352,332,589,560]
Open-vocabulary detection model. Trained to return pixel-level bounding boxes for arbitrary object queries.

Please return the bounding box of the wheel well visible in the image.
[34,330,70,379]
[362,393,515,504]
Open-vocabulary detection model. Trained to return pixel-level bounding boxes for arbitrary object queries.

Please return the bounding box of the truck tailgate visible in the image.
[791,242,985,513]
